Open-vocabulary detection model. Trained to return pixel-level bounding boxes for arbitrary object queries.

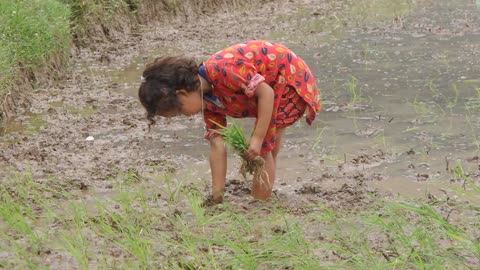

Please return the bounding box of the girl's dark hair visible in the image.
[138,56,200,127]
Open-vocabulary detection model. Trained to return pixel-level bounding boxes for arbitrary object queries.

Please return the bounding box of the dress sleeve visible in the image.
[203,109,226,140]
[221,61,265,97]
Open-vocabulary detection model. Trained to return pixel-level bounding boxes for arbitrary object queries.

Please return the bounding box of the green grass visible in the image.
[59,0,136,44]
[0,0,71,107]
[349,0,415,26]
[0,0,142,120]
[0,167,479,269]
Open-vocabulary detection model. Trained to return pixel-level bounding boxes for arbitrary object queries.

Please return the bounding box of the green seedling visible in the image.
[209,120,268,185]
[347,76,363,104]
[210,120,248,153]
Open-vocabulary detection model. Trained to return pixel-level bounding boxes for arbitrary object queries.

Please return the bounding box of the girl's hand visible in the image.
[244,82,273,160]
[245,135,263,160]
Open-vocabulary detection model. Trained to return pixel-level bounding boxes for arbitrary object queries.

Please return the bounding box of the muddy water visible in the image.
[1,0,480,204]
[92,0,480,200]
[308,29,480,196]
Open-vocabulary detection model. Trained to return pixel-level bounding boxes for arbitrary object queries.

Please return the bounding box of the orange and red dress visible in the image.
[200,40,321,155]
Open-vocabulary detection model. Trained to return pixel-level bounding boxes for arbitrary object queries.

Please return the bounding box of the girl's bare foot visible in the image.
[202,194,223,207]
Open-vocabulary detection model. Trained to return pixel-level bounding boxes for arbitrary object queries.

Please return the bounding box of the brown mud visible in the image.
[1,0,480,226]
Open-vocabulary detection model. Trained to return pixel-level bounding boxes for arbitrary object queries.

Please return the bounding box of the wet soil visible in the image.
[1,0,480,222]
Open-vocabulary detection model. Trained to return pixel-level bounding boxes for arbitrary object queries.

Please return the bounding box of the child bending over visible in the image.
[138,40,320,203]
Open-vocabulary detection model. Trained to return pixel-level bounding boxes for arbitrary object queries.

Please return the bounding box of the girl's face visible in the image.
[176,89,203,116]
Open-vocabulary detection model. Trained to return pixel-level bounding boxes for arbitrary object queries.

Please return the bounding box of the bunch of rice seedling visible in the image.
[210,120,269,185]
[213,120,248,153]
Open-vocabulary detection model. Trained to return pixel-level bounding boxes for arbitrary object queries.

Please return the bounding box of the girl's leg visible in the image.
[252,127,286,200]
[210,136,227,203]
[253,82,307,200]
[252,151,275,200]
[272,127,286,161]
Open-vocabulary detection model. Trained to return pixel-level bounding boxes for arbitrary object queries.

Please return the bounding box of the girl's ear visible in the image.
[176,89,188,96]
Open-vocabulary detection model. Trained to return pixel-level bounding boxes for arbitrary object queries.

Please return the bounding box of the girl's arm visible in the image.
[245,82,274,160]
[209,135,227,202]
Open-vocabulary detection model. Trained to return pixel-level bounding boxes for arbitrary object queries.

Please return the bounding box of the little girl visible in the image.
[138,40,320,203]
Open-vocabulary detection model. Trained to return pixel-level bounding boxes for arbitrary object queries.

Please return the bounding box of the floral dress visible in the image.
[201,40,321,155]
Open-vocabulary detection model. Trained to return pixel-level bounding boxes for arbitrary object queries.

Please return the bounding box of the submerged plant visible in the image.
[347,76,363,104]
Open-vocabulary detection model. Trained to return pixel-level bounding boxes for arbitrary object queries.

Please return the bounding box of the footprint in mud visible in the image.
[294,180,378,211]
[321,183,377,209]
[354,126,382,137]
[295,183,323,194]
[225,178,251,196]
[350,150,386,166]
[338,150,389,173]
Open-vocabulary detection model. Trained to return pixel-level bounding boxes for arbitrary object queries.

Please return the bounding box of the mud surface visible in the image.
[1,0,480,213]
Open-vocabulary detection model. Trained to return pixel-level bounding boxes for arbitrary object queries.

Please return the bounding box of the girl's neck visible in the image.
[198,76,212,94]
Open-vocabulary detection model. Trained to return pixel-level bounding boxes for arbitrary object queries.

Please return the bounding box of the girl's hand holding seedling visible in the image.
[210,120,265,171]
[245,135,263,160]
